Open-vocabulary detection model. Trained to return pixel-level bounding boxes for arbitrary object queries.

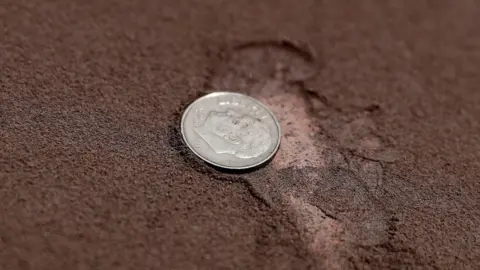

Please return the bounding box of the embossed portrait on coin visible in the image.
[194,109,272,159]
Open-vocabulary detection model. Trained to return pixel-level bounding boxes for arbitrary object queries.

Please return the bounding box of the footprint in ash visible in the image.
[206,39,399,268]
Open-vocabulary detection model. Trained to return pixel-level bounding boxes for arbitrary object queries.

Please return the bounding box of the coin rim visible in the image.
[180,91,281,170]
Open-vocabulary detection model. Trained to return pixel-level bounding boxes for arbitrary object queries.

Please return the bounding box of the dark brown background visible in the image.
[1,0,479,269]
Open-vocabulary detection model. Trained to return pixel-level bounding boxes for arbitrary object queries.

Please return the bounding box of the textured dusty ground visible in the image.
[1,0,480,269]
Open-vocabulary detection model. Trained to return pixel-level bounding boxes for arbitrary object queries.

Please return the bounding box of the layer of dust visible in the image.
[2,0,480,269]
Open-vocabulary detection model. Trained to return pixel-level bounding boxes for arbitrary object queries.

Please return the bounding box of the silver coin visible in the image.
[181,92,281,170]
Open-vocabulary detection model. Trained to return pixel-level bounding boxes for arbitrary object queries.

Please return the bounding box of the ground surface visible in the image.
[1,0,479,269]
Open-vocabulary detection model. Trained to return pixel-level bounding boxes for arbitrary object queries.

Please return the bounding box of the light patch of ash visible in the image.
[205,39,399,266]
[288,195,344,270]
[253,78,325,170]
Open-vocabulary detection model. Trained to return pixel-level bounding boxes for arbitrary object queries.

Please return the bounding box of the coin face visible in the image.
[181,92,281,170]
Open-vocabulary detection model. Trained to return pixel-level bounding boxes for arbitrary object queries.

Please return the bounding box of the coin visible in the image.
[181,92,281,170]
